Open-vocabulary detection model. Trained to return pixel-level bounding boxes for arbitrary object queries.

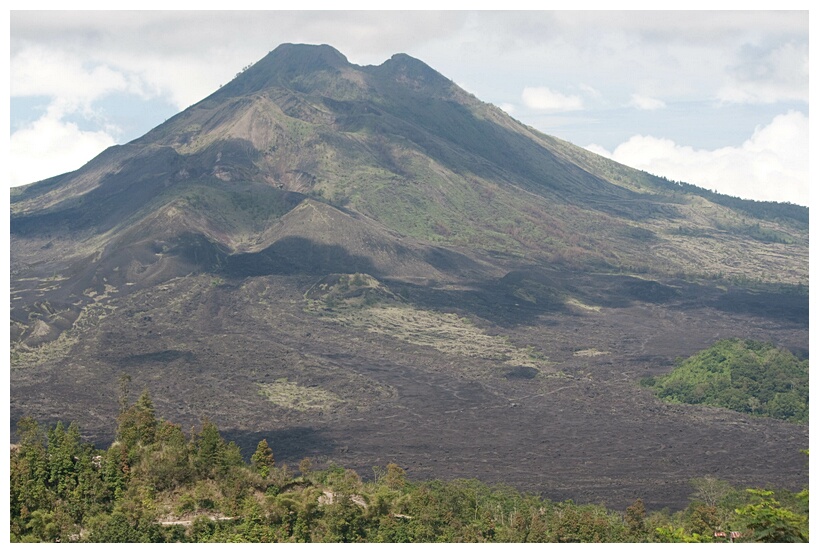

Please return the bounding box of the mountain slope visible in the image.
[11,44,808,284]
[10,43,808,510]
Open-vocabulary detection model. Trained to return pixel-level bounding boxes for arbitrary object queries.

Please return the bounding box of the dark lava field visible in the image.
[11,265,808,511]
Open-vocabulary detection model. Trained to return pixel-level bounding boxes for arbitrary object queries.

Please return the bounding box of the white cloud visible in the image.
[9,11,470,111]
[10,108,116,187]
[521,87,583,112]
[586,111,808,206]
[629,94,666,111]
[11,46,146,109]
[499,103,516,115]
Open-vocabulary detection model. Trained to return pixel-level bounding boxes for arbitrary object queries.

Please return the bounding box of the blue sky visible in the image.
[8,9,810,206]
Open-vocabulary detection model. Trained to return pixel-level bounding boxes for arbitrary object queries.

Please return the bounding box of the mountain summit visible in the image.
[10,44,808,509]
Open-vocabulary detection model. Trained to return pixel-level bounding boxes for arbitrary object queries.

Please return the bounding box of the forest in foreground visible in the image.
[10,387,808,543]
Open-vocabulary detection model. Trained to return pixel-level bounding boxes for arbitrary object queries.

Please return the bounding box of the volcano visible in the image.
[10,43,808,509]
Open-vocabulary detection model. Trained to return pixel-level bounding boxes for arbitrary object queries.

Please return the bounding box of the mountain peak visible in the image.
[216,43,351,97]
[267,43,350,70]
[371,52,453,92]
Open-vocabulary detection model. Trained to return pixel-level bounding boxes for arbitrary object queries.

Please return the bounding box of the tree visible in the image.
[11,418,52,520]
[47,421,82,495]
[385,463,406,491]
[299,457,313,478]
[192,419,226,478]
[101,443,130,500]
[250,439,275,478]
[147,421,193,490]
[686,504,719,536]
[116,390,158,449]
[118,373,132,414]
[625,498,647,537]
[654,524,707,543]
[766,393,806,422]
[25,509,60,542]
[689,476,732,507]
[735,489,808,543]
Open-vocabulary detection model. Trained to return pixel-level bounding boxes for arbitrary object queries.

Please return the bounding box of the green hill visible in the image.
[643,339,808,423]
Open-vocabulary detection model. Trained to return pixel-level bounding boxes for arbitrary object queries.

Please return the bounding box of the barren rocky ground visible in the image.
[10,266,807,511]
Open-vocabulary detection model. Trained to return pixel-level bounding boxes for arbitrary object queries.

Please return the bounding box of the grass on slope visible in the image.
[305,273,551,377]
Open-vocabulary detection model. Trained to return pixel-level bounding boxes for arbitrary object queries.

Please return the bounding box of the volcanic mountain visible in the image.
[10,43,808,509]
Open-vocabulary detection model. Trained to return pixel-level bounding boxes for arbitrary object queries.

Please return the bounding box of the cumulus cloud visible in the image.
[521,87,583,112]
[11,46,147,109]
[629,94,666,111]
[10,11,470,111]
[9,46,132,187]
[10,107,117,187]
[586,111,808,206]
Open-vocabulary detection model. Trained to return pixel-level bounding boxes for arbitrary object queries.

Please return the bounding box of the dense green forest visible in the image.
[10,389,808,543]
[642,339,809,423]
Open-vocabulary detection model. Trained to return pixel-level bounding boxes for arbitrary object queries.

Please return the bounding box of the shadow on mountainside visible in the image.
[222,237,379,277]
[226,427,339,468]
[388,268,809,330]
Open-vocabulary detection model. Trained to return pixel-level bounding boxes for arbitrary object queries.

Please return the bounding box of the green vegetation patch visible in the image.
[642,339,808,423]
[304,273,399,310]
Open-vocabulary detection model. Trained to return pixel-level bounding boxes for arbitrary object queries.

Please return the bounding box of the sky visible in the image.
[7,8,811,206]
